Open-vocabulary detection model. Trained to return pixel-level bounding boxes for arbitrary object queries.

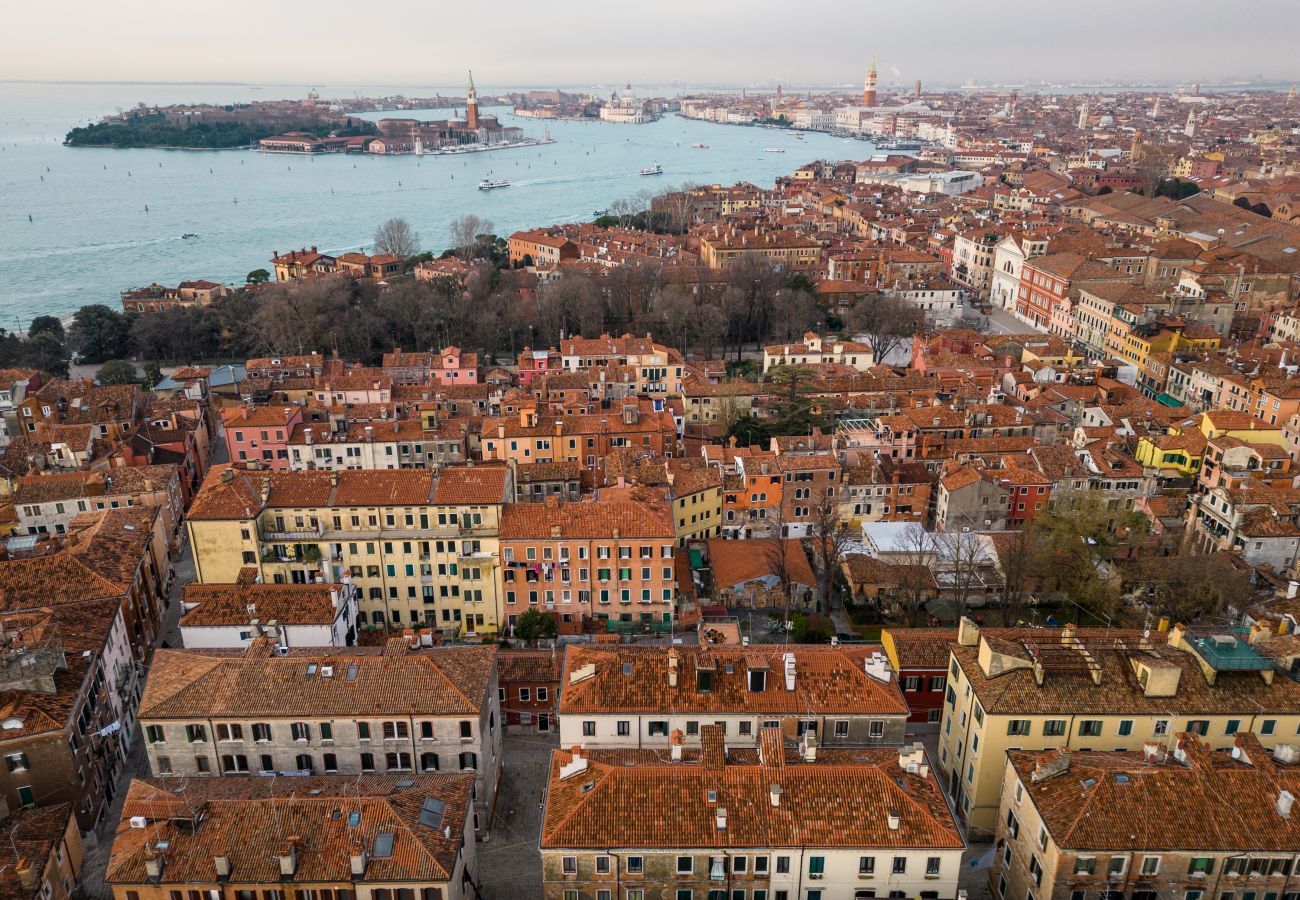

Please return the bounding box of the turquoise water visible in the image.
[0,81,868,324]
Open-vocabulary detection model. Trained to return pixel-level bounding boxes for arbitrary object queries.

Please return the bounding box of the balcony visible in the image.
[260,524,324,542]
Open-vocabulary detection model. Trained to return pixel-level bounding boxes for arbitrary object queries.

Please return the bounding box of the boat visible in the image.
[690,143,708,149]
[181,233,199,239]
[764,147,785,153]
[593,209,609,216]
[639,164,663,176]
[478,177,510,190]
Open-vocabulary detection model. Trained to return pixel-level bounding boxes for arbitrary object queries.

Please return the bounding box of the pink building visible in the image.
[221,405,303,469]
[432,346,478,385]
[381,346,478,386]
[516,347,562,387]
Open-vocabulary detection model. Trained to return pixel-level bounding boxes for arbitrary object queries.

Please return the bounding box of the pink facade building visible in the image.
[221,405,303,469]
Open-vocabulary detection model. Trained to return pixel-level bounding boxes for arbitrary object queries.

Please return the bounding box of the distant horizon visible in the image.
[2,77,1295,94]
[7,0,1299,85]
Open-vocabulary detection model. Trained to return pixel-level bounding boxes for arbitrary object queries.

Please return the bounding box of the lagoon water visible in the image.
[0,81,869,325]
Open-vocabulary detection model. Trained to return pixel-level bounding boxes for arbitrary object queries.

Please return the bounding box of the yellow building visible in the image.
[1197,409,1287,446]
[666,460,724,546]
[1133,429,1207,477]
[697,228,820,270]
[186,464,512,637]
[938,619,1300,837]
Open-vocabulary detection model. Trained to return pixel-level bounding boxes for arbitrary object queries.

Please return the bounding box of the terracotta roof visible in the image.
[500,495,673,540]
[0,804,74,899]
[1009,733,1300,853]
[139,643,494,719]
[881,628,955,670]
[559,644,908,716]
[180,582,340,627]
[496,649,563,685]
[106,775,472,886]
[954,629,1300,716]
[707,539,816,590]
[541,740,962,850]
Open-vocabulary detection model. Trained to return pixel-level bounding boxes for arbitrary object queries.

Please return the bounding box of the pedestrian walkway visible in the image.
[477,730,556,899]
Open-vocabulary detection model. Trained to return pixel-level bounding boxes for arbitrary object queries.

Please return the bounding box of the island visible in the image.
[64,111,377,149]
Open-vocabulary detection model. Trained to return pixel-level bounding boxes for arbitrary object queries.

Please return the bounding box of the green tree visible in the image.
[1026,491,1147,625]
[246,269,271,285]
[765,366,827,436]
[24,332,69,378]
[142,361,163,390]
[69,305,133,363]
[96,359,139,384]
[28,316,64,340]
[513,608,558,646]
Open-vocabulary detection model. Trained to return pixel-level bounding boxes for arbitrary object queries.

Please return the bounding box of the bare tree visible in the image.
[535,272,603,343]
[373,217,420,257]
[938,530,988,622]
[770,288,821,343]
[694,304,727,360]
[847,294,925,367]
[723,254,783,362]
[995,528,1042,626]
[1143,550,1252,626]
[807,485,853,613]
[448,214,495,258]
[894,522,934,626]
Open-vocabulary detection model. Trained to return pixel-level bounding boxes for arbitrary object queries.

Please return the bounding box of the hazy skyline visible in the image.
[8,0,1300,87]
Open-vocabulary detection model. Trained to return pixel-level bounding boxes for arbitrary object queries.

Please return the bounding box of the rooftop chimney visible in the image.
[670,728,685,761]
[1031,749,1070,783]
[668,648,679,687]
[801,733,817,763]
[769,784,783,807]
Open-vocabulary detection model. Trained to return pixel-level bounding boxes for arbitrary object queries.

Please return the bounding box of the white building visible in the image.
[179,581,359,648]
[889,282,964,327]
[541,730,965,900]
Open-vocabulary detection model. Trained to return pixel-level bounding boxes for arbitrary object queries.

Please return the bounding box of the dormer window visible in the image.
[748,668,767,693]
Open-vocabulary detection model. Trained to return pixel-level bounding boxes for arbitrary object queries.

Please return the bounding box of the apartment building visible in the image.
[480,404,679,473]
[185,465,510,637]
[880,628,955,726]
[762,332,875,373]
[498,491,676,635]
[541,728,964,900]
[178,580,359,648]
[221,405,304,469]
[557,644,909,749]
[13,465,182,537]
[286,417,469,472]
[0,803,83,900]
[138,639,501,832]
[938,618,1300,837]
[106,775,477,900]
[0,507,167,829]
[991,732,1300,900]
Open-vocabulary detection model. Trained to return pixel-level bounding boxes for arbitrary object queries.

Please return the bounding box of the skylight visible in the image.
[419,797,446,829]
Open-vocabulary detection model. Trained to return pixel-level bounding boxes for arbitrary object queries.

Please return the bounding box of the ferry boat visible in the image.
[478,177,510,190]
[639,164,663,176]
[764,147,785,153]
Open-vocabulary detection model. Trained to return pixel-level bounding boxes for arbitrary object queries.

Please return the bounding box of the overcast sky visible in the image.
[6,0,1298,87]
